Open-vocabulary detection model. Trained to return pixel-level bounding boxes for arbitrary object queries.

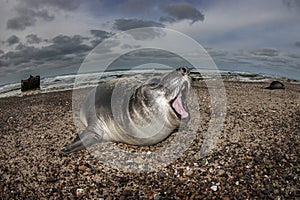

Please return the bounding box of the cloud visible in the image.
[7,6,54,30]
[126,27,166,41]
[234,48,290,64]
[90,30,113,47]
[282,0,300,10]
[90,30,112,38]
[251,48,279,57]
[6,0,80,30]
[286,53,300,59]
[113,18,165,31]
[26,34,43,44]
[0,33,94,84]
[7,16,35,31]
[205,48,228,57]
[119,0,150,13]
[0,50,4,55]
[109,48,191,69]
[159,16,176,23]
[160,2,204,23]
[19,0,81,11]
[295,41,300,47]
[6,35,20,46]
[1,34,92,68]
[255,56,290,64]
[49,35,91,55]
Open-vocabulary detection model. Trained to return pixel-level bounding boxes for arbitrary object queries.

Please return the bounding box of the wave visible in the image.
[0,69,298,98]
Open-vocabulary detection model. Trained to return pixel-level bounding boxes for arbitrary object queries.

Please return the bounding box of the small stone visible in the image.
[46,177,57,183]
[123,189,133,197]
[157,172,166,178]
[186,169,193,176]
[126,160,134,165]
[218,169,225,176]
[120,196,126,200]
[78,165,86,171]
[153,193,160,200]
[205,160,209,165]
[211,185,218,192]
[174,169,178,175]
[76,188,84,196]
[219,160,225,165]
[235,181,239,186]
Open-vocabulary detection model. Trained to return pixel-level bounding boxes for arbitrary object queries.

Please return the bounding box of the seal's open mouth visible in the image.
[170,82,189,119]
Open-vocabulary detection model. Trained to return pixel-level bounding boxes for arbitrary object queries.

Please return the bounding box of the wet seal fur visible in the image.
[266,81,285,90]
[61,67,191,154]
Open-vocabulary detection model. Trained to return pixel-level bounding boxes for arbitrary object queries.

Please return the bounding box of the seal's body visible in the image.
[62,67,191,154]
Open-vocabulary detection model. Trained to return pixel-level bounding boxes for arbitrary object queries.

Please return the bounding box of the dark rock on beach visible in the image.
[21,75,40,92]
[266,80,285,90]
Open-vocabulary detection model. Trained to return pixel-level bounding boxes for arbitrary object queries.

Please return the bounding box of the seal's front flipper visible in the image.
[61,130,102,154]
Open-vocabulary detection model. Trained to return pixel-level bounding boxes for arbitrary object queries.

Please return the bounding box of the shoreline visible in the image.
[1,69,299,99]
[0,81,299,199]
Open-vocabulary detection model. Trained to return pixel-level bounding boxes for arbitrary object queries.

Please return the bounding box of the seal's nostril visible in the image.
[178,67,190,75]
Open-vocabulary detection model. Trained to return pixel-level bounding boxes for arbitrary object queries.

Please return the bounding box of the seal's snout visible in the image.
[177,66,190,76]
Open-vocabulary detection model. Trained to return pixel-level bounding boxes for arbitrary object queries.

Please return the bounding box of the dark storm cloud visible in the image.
[7,16,35,30]
[7,0,80,30]
[113,19,165,31]
[7,6,54,30]
[0,34,92,68]
[295,41,300,47]
[15,43,28,51]
[16,6,54,21]
[6,35,20,46]
[48,35,91,55]
[26,34,43,44]
[90,30,113,47]
[52,34,87,45]
[90,30,112,38]
[160,2,204,23]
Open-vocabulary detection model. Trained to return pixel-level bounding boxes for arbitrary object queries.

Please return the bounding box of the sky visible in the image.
[0,0,300,85]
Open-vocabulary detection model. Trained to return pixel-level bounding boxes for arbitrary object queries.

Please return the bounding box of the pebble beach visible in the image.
[0,81,299,199]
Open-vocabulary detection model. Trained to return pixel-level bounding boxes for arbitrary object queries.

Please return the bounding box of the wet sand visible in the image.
[0,81,299,199]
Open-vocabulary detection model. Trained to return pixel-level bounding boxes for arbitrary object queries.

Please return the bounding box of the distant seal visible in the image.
[266,81,285,90]
[61,67,191,154]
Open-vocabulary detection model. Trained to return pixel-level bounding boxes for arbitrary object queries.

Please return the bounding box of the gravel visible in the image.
[0,81,299,199]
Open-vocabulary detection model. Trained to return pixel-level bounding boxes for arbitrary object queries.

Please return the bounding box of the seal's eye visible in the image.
[147,77,161,87]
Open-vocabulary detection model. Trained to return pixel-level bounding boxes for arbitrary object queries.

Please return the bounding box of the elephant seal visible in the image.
[266,81,285,90]
[61,67,191,154]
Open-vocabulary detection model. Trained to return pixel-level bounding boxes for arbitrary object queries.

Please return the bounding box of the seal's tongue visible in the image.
[172,91,189,119]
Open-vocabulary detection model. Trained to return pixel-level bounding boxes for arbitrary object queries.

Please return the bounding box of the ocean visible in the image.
[0,68,298,98]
